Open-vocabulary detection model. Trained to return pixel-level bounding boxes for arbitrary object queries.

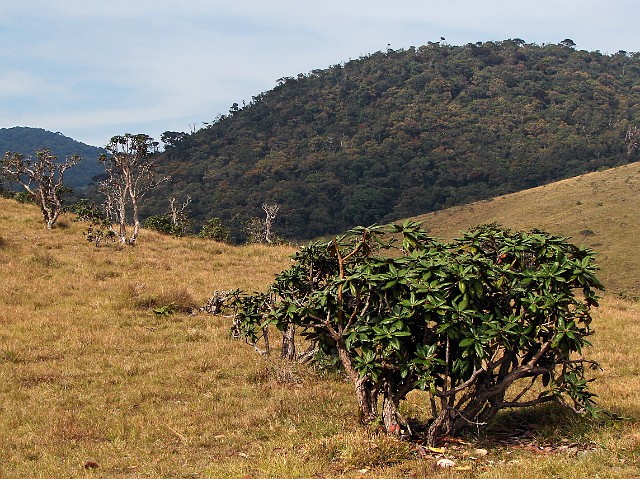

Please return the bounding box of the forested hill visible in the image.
[0,127,106,189]
[154,40,640,240]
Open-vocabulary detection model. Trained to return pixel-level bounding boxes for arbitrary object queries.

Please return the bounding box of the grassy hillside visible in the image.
[0,198,639,478]
[412,161,640,299]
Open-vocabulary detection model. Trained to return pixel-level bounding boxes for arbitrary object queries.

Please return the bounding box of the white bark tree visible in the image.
[99,134,168,245]
[1,149,79,229]
[262,203,280,244]
[169,195,191,230]
[626,125,639,156]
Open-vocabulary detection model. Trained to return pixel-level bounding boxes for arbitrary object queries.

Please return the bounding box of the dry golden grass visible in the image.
[411,162,640,299]
[0,193,639,478]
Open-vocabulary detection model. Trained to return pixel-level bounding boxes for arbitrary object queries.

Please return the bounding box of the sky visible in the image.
[1,0,639,148]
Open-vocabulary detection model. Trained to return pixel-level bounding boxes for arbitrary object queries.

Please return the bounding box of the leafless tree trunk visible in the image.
[99,168,128,243]
[169,195,191,228]
[262,203,280,244]
[626,125,639,156]
[281,323,296,360]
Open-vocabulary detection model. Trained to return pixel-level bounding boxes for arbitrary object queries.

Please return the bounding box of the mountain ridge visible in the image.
[149,40,640,240]
[0,126,106,189]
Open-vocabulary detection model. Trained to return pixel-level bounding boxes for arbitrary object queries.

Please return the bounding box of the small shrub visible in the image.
[198,217,231,242]
[145,214,192,237]
[70,200,115,246]
[153,303,177,317]
[69,200,105,223]
[231,222,604,445]
[130,287,198,314]
[14,191,35,204]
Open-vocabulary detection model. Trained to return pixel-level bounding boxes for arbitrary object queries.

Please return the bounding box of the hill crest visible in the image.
[153,40,640,240]
[0,126,106,189]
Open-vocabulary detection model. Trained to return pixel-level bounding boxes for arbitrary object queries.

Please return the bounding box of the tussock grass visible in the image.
[0,196,639,478]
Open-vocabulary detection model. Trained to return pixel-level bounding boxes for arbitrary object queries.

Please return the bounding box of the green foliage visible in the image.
[69,199,115,246]
[230,221,604,444]
[144,213,192,237]
[13,191,35,204]
[153,302,177,317]
[145,215,174,234]
[70,199,106,223]
[149,41,640,240]
[198,217,231,242]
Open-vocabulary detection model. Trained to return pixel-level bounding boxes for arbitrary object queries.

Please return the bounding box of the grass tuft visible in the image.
[128,284,199,313]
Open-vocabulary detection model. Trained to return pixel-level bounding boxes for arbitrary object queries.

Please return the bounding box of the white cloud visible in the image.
[2,0,640,146]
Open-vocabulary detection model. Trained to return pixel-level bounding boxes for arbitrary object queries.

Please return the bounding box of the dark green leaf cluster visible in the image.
[144,213,192,237]
[69,199,107,224]
[198,217,231,242]
[230,221,604,443]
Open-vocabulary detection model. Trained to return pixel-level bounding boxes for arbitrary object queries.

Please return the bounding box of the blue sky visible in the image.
[1,0,639,148]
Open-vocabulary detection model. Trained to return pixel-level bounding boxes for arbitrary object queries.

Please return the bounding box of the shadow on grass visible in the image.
[466,402,632,448]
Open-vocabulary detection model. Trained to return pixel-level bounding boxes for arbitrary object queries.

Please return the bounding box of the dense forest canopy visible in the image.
[0,127,106,189]
[151,40,640,241]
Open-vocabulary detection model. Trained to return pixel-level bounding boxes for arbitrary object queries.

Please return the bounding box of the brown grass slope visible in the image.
[0,197,638,478]
[411,162,640,299]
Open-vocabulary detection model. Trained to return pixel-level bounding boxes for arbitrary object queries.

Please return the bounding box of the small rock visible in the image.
[436,458,455,468]
[474,448,488,457]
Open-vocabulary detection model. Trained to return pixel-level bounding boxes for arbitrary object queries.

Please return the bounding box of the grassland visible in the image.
[413,161,640,299]
[1,164,639,478]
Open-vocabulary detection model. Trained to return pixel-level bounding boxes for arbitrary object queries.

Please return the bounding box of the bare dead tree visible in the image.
[99,162,128,242]
[99,134,169,245]
[626,125,639,156]
[169,195,191,229]
[262,203,280,244]
[1,149,79,229]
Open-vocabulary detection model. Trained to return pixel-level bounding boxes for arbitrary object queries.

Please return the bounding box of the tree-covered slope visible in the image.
[153,40,640,240]
[0,127,106,189]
